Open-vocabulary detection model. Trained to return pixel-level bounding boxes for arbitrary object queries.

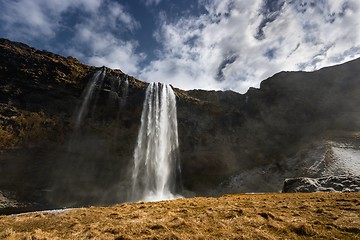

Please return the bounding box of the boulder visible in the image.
[283,175,360,193]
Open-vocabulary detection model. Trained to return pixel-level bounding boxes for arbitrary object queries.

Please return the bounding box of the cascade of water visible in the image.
[123,76,129,100]
[131,82,181,202]
[118,76,129,108]
[75,69,106,129]
[122,76,129,99]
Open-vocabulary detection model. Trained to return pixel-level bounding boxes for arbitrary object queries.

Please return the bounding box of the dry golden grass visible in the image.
[0,192,359,239]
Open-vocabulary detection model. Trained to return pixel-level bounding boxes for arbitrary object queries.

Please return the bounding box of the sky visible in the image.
[0,0,359,93]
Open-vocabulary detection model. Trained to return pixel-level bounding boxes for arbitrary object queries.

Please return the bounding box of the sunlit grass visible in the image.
[0,192,359,239]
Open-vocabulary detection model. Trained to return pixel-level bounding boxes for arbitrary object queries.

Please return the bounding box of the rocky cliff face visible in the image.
[0,38,360,212]
[178,60,360,195]
[0,38,147,211]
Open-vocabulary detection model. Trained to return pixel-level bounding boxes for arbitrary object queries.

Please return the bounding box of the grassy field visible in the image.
[0,192,359,239]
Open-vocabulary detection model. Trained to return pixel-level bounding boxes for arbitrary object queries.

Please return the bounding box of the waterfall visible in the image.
[75,69,106,129]
[118,76,129,108]
[131,82,181,202]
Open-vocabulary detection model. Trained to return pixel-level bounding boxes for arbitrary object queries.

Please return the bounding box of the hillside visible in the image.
[0,38,360,212]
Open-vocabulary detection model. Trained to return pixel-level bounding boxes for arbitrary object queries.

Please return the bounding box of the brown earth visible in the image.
[0,192,359,240]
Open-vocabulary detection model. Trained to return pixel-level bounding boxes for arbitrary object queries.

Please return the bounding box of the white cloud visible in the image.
[0,0,144,75]
[141,0,360,93]
[67,1,144,75]
[72,27,145,74]
[106,1,141,32]
[0,0,56,39]
[0,0,142,38]
[0,0,107,40]
[143,0,162,6]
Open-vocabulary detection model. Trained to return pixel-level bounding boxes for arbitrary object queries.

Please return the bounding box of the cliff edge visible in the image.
[1,38,360,212]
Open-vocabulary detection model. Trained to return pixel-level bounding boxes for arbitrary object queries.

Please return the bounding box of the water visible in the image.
[131,82,181,202]
[75,69,106,129]
[118,76,129,108]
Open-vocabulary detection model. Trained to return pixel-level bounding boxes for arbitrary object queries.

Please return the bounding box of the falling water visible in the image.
[118,76,129,108]
[75,69,106,129]
[122,76,129,99]
[131,82,181,202]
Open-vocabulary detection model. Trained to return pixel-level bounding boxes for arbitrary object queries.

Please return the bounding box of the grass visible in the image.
[0,192,359,239]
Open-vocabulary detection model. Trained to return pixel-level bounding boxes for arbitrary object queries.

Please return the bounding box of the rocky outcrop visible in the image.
[283,175,360,193]
[1,38,360,212]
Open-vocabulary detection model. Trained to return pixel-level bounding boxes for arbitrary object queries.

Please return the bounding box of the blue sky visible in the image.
[0,0,359,93]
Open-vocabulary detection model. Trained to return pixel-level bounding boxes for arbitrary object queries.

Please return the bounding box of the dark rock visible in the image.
[283,175,360,193]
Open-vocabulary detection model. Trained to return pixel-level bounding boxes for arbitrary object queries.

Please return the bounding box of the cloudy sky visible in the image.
[0,0,359,93]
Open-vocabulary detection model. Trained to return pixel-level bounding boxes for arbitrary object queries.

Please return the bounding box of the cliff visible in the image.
[0,38,359,212]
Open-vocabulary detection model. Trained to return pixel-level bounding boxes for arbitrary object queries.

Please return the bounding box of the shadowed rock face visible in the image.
[0,38,147,211]
[0,38,360,212]
[178,60,360,195]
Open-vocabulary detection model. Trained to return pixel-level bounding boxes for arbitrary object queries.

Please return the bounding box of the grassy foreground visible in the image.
[0,192,359,239]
